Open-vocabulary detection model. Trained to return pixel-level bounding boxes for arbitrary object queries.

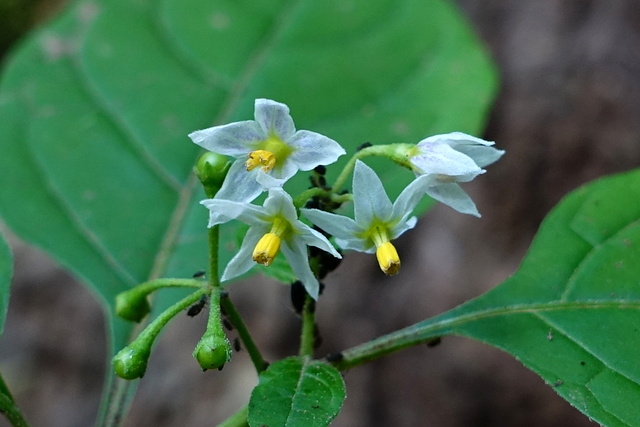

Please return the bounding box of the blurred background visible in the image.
[2,1,640,426]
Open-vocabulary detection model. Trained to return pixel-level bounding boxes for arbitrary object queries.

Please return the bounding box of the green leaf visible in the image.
[0,235,29,427]
[337,168,640,426]
[0,0,495,421]
[248,357,346,427]
[0,231,11,335]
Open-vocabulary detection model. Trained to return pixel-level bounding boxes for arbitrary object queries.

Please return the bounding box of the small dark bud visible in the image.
[326,352,344,363]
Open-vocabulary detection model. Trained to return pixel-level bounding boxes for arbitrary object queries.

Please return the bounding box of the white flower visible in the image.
[201,187,341,299]
[408,132,504,217]
[302,161,432,275]
[189,99,345,225]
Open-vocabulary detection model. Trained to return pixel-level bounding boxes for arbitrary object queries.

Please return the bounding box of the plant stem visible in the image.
[299,294,316,358]
[329,316,452,371]
[217,405,249,427]
[0,391,29,427]
[205,224,225,340]
[220,294,268,373]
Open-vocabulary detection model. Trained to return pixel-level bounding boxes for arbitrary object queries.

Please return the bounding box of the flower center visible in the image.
[252,217,288,266]
[370,225,400,275]
[246,150,276,172]
[246,135,295,173]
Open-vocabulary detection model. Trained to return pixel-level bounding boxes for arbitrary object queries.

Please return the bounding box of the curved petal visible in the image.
[294,222,342,259]
[287,131,346,170]
[188,121,263,156]
[256,160,297,188]
[390,174,435,223]
[411,141,482,177]
[221,226,265,282]
[353,161,392,226]
[254,99,295,140]
[335,236,374,253]
[263,188,298,222]
[422,131,493,147]
[426,183,480,217]
[280,237,320,299]
[203,163,264,226]
[301,208,362,239]
[200,198,267,227]
[454,145,504,168]
[389,216,417,240]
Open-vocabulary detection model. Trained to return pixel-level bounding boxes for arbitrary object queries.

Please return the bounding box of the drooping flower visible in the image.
[407,132,504,217]
[189,99,345,225]
[302,161,433,275]
[201,187,341,299]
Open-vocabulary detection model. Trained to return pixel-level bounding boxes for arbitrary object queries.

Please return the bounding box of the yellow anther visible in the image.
[252,218,289,266]
[375,241,401,275]
[252,233,281,266]
[246,150,276,172]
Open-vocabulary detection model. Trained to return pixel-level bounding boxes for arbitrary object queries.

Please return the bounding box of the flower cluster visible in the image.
[189,99,503,298]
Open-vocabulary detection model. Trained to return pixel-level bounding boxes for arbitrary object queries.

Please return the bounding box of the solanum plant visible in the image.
[0,1,639,426]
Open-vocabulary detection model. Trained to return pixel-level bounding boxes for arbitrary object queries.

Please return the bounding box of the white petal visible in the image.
[422,131,494,147]
[389,216,417,240]
[280,237,320,299]
[287,131,346,170]
[254,99,295,140]
[204,161,264,226]
[454,145,504,168]
[353,161,392,226]
[426,183,480,217]
[295,222,342,259]
[301,208,362,240]
[188,121,263,156]
[261,188,296,221]
[221,226,266,282]
[411,141,482,177]
[390,174,435,223]
[256,161,297,188]
[335,236,373,253]
[201,198,267,228]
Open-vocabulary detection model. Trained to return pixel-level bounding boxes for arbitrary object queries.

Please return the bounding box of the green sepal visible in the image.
[112,342,151,380]
[193,334,232,371]
[195,152,231,198]
[115,290,151,323]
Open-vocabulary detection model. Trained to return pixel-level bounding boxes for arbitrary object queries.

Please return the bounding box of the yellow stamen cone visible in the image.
[246,150,276,172]
[375,241,401,275]
[253,233,281,266]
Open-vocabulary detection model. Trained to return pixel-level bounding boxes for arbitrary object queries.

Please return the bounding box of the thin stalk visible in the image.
[217,405,249,427]
[220,294,268,373]
[298,294,316,358]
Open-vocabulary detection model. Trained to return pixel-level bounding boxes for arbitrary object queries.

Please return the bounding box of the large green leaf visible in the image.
[0,0,495,422]
[337,168,640,426]
[248,357,346,427]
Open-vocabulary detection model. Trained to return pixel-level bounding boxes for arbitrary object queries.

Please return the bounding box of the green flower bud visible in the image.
[195,152,231,197]
[193,334,232,371]
[115,290,151,323]
[113,343,151,380]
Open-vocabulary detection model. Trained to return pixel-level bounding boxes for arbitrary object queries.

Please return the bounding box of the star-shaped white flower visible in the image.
[302,161,432,275]
[408,132,504,217]
[189,99,345,225]
[201,187,341,299]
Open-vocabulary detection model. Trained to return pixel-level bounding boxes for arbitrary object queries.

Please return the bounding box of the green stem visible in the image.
[330,317,450,371]
[220,294,268,373]
[293,187,327,208]
[217,405,249,427]
[332,143,414,192]
[118,278,203,297]
[204,223,225,343]
[139,290,208,347]
[299,294,316,357]
[0,392,29,427]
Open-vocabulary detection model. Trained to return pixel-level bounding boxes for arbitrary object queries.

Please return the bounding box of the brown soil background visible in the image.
[2,1,640,426]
